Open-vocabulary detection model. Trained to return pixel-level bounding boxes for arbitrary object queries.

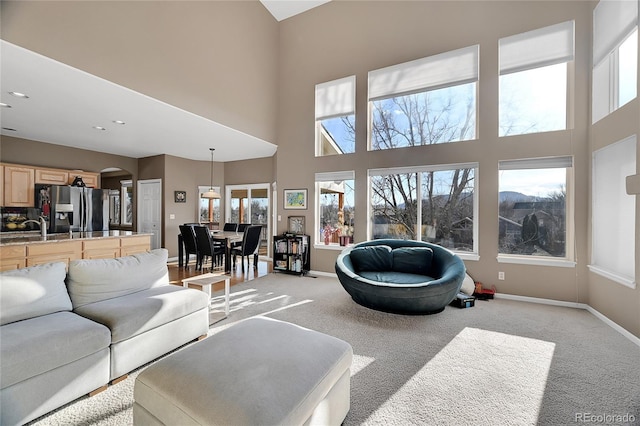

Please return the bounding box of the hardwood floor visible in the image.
[168,256,272,292]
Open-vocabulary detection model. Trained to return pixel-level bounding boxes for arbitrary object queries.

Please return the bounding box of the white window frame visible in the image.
[499,20,575,136]
[592,27,638,123]
[589,135,637,288]
[315,76,356,156]
[197,185,221,225]
[367,45,479,151]
[497,156,576,267]
[367,163,479,261]
[592,0,638,123]
[314,170,355,250]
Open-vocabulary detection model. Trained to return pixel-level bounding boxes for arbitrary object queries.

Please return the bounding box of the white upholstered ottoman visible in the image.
[133,316,353,425]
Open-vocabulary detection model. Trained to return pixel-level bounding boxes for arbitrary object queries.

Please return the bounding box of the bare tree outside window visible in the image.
[367,83,477,251]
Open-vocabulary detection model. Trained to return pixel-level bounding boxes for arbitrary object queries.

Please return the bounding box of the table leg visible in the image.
[224,239,232,273]
[204,283,212,307]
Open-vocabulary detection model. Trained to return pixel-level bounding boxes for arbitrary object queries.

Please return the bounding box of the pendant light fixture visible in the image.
[201,148,221,199]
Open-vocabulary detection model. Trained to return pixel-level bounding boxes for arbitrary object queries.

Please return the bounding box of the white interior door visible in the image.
[137,179,162,250]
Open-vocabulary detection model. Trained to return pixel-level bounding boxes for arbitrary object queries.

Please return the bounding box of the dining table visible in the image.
[210,230,244,273]
[178,229,243,273]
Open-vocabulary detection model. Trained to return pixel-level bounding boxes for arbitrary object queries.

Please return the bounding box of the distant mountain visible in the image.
[499,191,538,203]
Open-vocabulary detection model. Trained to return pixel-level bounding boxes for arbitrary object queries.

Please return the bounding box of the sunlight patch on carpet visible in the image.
[351,354,376,376]
[365,327,555,425]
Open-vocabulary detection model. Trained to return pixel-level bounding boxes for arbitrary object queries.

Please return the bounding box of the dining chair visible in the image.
[232,223,251,249]
[193,225,224,271]
[179,224,199,269]
[223,223,238,232]
[231,225,263,272]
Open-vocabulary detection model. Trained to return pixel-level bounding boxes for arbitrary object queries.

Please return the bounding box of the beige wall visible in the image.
[1,1,638,337]
[588,99,640,336]
[1,0,279,144]
[277,0,590,291]
[274,0,638,337]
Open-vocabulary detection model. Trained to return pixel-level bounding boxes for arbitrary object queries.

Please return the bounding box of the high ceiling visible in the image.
[260,0,330,21]
[0,1,330,163]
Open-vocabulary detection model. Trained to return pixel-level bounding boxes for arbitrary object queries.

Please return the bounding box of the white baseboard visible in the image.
[497,293,640,348]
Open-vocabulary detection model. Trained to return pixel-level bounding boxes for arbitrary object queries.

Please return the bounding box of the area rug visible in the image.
[30,273,640,425]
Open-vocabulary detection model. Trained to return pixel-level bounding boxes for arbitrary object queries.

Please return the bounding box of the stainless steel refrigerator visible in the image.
[35,185,109,233]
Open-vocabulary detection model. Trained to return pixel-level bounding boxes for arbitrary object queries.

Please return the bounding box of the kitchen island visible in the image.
[0,231,151,271]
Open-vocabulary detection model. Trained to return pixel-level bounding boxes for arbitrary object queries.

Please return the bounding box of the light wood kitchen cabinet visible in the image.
[68,171,99,188]
[1,234,151,271]
[120,235,151,256]
[3,165,35,207]
[83,238,121,259]
[35,168,69,185]
[26,241,83,268]
[0,245,27,271]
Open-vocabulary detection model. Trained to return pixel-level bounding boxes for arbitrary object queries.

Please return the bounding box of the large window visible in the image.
[315,76,356,156]
[315,171,355,247]
[198,185,221,225]
[368,45,478,150]
[499,21,575,136]
[592,0,638,123]
[498,157,574,265]
[590,136,636,288]
[369,164,477,257]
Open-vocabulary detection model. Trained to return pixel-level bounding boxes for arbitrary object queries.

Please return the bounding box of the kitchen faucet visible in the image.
[22,216,47,237]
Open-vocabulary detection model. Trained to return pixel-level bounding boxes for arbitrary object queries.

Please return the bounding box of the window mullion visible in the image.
[611,49,620,110]
[416,172,422,241]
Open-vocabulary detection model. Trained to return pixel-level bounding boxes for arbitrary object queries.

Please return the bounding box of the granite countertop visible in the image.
[0,231,152,246]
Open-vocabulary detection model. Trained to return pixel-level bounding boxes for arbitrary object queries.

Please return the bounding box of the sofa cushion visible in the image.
[349,245,393,272]
[67,249,169,308]
[0,262,71,326]
[0,311,111,389]
[359,271,435,285]
[73,285,209,344]
[392,247,433,275]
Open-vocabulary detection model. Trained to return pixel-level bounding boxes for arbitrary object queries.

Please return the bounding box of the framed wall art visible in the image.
[283,189,307,210]
[174,190,187,203]
[288,216,305,234]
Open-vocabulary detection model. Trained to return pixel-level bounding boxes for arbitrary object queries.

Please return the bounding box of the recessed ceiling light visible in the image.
[9,91,29,99]
[112,120,126,125]
[0,103,11,108]
[2,127,17,132]
[93,126,106,131]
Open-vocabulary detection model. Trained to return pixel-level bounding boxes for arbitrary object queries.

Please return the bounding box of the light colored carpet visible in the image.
[30,273,640,426]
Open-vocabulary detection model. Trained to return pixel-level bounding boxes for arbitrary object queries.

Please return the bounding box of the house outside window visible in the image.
[592,0,638,123]
[369,163,478,258]
[315,171,355,247]
[499,21,575,136]
[315,76,356,156]
[368,45,478,150]
[589,136,636,288]
[498,157,574,266]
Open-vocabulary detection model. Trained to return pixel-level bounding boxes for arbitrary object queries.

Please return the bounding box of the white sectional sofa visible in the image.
[0,249,209,426]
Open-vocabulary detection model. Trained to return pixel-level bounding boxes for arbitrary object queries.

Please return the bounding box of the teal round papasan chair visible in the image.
[335,239,466,314]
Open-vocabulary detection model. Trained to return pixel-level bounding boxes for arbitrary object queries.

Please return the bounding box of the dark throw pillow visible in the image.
[392,247,433,275]
[349,245,393,272]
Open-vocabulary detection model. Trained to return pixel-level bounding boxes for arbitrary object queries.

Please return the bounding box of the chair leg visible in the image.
[253,253,258,268]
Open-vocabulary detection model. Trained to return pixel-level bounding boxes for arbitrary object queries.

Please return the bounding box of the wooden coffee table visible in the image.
[182,273,232,319]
